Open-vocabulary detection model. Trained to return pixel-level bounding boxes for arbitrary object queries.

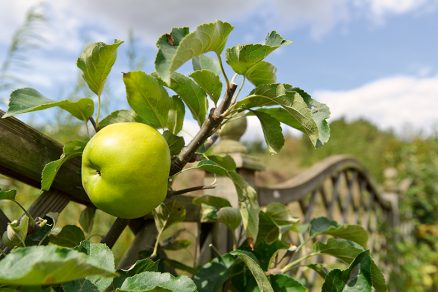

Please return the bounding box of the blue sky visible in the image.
[1,0,438,140]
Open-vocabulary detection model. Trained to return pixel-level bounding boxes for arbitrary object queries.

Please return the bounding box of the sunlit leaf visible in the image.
[156,21,233,83]
[2,88,94,121]
[77,40,123,96]
[190,69,222,104]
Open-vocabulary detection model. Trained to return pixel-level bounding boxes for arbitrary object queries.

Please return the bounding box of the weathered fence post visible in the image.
[198,116,264,263]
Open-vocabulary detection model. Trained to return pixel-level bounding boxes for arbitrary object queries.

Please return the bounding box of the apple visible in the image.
[81,122,170,219]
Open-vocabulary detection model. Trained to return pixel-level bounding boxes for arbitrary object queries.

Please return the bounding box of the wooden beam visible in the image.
[0,110,89,205]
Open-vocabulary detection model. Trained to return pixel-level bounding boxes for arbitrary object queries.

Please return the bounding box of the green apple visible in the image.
[81,122,170,219]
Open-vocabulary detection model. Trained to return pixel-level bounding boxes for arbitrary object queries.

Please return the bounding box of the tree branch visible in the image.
[168,185,215,197]
[170,83,238,175]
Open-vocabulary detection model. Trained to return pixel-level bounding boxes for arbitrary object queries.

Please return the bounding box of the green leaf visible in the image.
[190,69,223,104]
[246,61,277,86]
[226,31,291,75]
[155,27,190,84]
[153,200,186,232]
[49,225,85,247]
[167,96,185,134]
[2,88,94,121]
[270,274,306,292]
[123,71,170,128]
[217,207,241,230]
[307,263,329,279]
[192,195,232,209]
[168,72,207,126]
[234,83,328,147]
[155,20,234,83]
[79,206,96,234]
[322,250,372,292]
[99,110,142,128]
[230,172,260,244]
[310,217,368,248]
[196,157,259,242]
[118,271,197,292]
[192,54,222,76]
[0,245,116,286]
[294,87,331,145]
[252,240,289,271]
[77,40,123,96]
[0,188,16,201]
[230,250,274,292]
[2,217,29,248]
[111,259,159,290]
[313,238,365,264]
[193,254,236,292]
[41,140,86,191]
[162,130,185,156]
[73,241,116,291]
[253,110,284,153]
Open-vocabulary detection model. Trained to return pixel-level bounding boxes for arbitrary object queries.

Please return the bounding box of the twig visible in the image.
[168,185,215,197]
[89,117,98,132]
[170,83,238,175]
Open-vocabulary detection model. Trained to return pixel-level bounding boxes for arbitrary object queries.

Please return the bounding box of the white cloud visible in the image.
[315,74,438,134]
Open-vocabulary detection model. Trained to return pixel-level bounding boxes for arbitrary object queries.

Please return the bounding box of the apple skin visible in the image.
[81,122,170,219]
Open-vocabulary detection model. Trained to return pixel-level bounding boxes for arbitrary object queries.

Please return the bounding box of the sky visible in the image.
[1,0,438,141]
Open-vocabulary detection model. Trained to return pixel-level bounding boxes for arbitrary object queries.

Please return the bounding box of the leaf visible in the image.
[161,259,197,275]
[167,96,185,134]
[246,61,277,86]
[307,263,329,279]
[168,72,207,126]
[192,54,222,76]
[252,240,289,271]
[229,172,260,244]
[99,110,142,128]
[73,241,116,291]
[123,71,170,128]
[118,271,197,292]
[253,110,284,153]
[190,69,222,104]
[2,217,29,248]
[313,238,365,264]
[155,20,234,83]
[155,27,190,84]
[217,207,241,230]
[49,225,85,247]
[192,195,232,209]
[2,88,94,121]
[0,189,16,201]
[270,274,306,292]
[77,40,123,96]
[193,254,236,292]
[162,130,185,156]
[111,259,159,290]
[234,83,327,147]
[294,87,331,145]
[310,217,368,248]
[0,245,116,286]
[41,140,86,191]
[79,206,96,233]
[196,157,259,242]
[226,31,291,75]
[230,250,274,292]
[153,200,186,232]
[322,251,372,292]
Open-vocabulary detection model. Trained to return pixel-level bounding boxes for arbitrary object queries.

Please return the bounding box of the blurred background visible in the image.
[0,0,437,290]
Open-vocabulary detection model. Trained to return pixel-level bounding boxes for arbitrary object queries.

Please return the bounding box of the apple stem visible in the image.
[89,117,99,132]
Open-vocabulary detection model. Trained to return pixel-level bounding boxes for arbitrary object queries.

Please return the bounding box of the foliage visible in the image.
[0,20,387,291]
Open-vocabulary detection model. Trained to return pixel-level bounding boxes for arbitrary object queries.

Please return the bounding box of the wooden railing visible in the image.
[0,110,398,273]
